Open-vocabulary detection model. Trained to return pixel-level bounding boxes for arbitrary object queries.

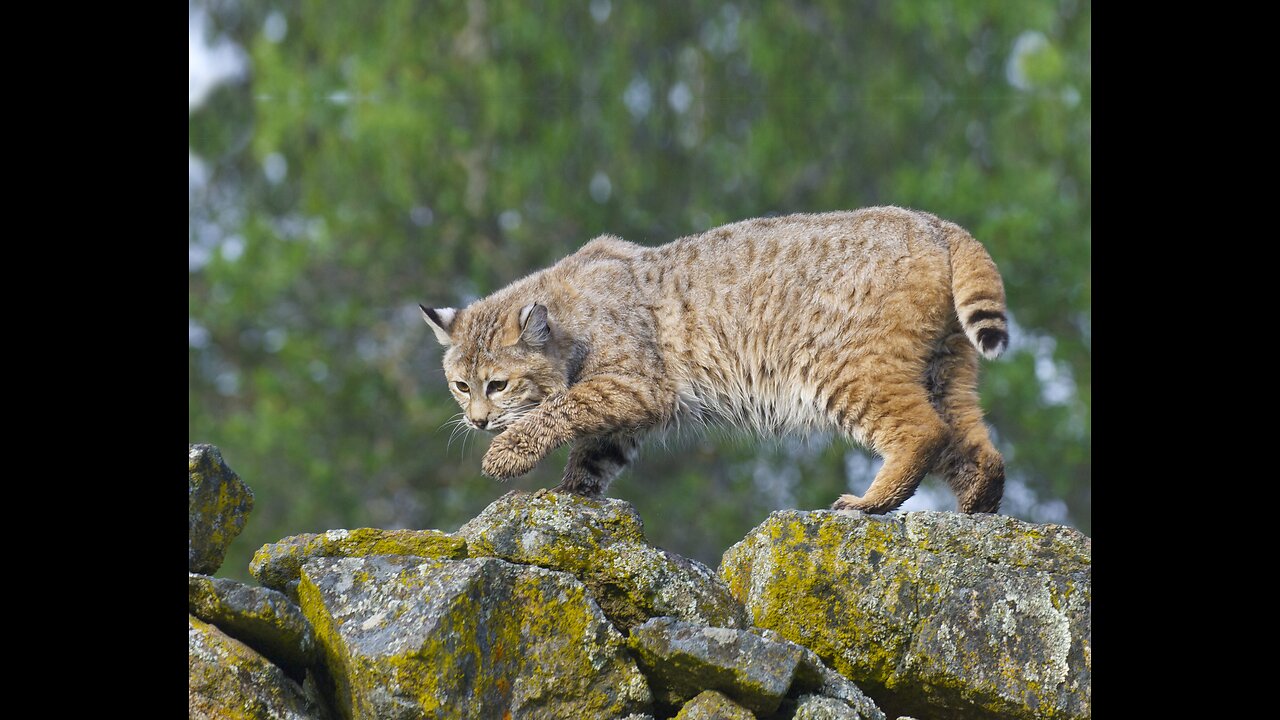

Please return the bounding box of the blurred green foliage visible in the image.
[190,0,1090,581]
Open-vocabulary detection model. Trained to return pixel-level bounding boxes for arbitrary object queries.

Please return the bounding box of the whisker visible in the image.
[435,412,466,435]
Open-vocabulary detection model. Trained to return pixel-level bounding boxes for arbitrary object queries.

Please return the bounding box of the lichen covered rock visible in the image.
[752,628,885,720]
[189,614,328,719]
[250,528,466,599]
[720,510,1091,720]
[628,616,805,716]
[298,554,652,720]
[189,444,254,574]
[674,690,757,719]
[789,694,881,720]
[459,490,746,631]
[189,573,317,670]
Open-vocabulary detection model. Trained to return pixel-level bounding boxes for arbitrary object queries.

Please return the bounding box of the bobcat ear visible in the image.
[503,303,550,347]
[420,305,456,346]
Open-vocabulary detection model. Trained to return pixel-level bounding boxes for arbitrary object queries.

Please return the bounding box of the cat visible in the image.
[421,206,1008,514]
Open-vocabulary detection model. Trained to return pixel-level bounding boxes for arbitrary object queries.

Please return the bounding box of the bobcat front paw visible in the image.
[482,431,544,480]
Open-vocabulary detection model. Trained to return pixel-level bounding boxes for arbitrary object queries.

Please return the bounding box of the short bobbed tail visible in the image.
[946,225,1009,359]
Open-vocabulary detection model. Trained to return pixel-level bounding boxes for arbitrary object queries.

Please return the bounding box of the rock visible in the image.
[459,490,746,631]
[628,616,805,716]
[752,627,885,720]
[674,690,757,719]
[189,573,318,671]
[720,510,1091,720]
[189,614,329,719]
[789,694,877,720]
[250,528,466,599]
[189,444,254,574]
[298,554,652,720]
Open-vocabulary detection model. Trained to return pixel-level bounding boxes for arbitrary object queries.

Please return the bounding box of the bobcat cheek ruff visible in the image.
[423,206,1007,514]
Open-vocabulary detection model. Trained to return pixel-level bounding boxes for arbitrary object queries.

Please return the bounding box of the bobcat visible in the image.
[421,206,1008,514]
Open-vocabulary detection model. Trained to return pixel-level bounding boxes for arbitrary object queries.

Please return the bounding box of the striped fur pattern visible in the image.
[422,206,1008,514]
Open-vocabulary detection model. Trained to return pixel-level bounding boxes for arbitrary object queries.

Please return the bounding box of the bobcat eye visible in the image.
[454,381,470,394]
[487,380,507,394]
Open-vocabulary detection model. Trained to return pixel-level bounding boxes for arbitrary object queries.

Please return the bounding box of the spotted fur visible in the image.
[422,206,1009,514]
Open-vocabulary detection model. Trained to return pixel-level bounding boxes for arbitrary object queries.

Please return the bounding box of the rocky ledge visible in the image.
[188,444,1091,720]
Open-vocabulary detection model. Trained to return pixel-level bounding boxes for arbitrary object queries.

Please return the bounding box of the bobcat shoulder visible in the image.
[421,206,1008,514]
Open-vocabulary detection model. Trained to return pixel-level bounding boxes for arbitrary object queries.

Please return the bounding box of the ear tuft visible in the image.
[420,305,457,346]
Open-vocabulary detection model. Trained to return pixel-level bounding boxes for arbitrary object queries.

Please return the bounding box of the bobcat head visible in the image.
[419,302,569,432]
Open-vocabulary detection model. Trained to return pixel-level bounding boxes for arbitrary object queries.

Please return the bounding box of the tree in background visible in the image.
[190,0,1089,581]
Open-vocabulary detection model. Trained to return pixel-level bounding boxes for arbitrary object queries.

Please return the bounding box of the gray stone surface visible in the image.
[189,573,317,670]
[628,616,803,716]
[751,627,885,720]
[720,510,1091,720]
[189,614,329,720]
[189,444,254,574]
[458,489,746,631]
[250,527,466,600]
[791,694,876,720]
[298,554,652,720]
[674,690,756,719]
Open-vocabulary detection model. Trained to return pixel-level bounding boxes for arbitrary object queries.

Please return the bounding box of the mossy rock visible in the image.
[250,528,466,600]
[189,573,317,671]
[674,690,757,719]
[628,617,802,715]
[459,489,746,632]
[788,694,879,720]
[720,510,1091,720]
[189,614,329,719]
[189,444,254,574]
[297,554,652,720]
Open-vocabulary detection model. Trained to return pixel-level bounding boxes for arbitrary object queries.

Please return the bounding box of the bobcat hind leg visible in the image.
[556,434,639,498]
[831,385,949,514]
[927,333,1005,513]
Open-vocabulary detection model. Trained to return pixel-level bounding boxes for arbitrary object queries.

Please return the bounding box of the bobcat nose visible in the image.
[473,418,488,429]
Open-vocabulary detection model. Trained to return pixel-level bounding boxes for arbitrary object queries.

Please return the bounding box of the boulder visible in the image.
[459,490,746,631]
[753,627,884,720]
[189,444,254,574]
[297,554,652,720]
[189,614,329,719]
[720,510,1091,720]
[250,528,466,599]
[790,695,875,720]
[674,690,757,719]
[189,573,318,670]
[628,616,803,716]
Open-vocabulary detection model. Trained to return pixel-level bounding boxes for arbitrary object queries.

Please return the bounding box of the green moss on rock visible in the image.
[674,690,757,719]
[250,528,466,599]
[458,490,746,632]
[189,573,317,671]
[189,615,329,719]
[297,554,652,720]
[189,444,255,574]
[719,510,1091,720]
[628,616,804,716]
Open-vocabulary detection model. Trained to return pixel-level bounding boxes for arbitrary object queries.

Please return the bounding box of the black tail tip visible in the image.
[977,328,1008,356]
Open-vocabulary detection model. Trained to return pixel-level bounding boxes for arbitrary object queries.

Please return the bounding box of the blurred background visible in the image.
[190,0,1090,583]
